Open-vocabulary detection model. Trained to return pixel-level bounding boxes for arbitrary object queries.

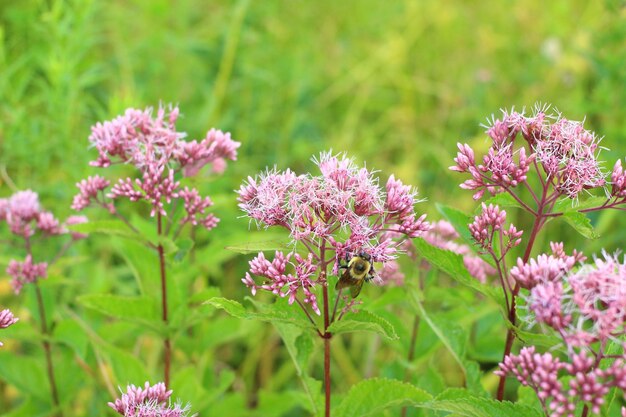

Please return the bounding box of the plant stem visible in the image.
[320,242,332,417]
[35,283,62,417]
[496,203,544,400]
[400,314,420,417]
[323,284,331,417]
[157,212,171,387]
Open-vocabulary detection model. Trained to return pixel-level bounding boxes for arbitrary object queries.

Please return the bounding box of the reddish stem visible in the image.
[319,243,332,417]
[157,212,171,387]
[496,200,544,400]
[35,283,62,417]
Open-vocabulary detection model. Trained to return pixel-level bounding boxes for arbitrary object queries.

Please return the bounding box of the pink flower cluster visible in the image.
[498,245,626,415]
[451,106,606,200]
[73,105,239,230]
[0,190,85,238]
[468,203,523,255]
[108,382,193,417]
[513,245,626,346]
[242,251,320,314]
[239,151,429,309]
[0,190,88,294]
[0,309,18,347]
[6,255,48,294]
[495,346,623,417]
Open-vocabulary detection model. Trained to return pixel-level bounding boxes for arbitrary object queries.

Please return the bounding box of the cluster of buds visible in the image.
[0,190,87,293]
[108,382,194,417]
[72,105,239,232]
[238,151,429,312]
[468,203,523,255]
[451,105,606,201]
[496,346,622,417]
[498,245,626,415]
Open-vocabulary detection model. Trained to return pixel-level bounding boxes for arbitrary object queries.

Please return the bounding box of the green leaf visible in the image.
[412,238,503,307]
[78,294,160,325]
[560,211,599,239]
[327,310,398,340]
[224,239,291,254]
[205,297,313,329]
[409,286,484,395]
[553,196,607,213]
[334,378,432,417]
[53,319,89,360]
[172,238,194,263]
[67,220,144,242]
[273,322,322,415]
[429,388,543,417]
[102,344,149,386]
[436,204,476,247]
[0,352,48,402]
[481,193,522,209]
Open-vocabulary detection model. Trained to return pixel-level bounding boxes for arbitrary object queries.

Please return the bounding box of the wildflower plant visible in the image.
[71,105,239,387]
[497,249,626,417]
[449,104,626,400]
[0,189,87,415]
[224,151,429,417]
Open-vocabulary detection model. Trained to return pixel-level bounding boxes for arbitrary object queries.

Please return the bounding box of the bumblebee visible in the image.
[335,252,375,298]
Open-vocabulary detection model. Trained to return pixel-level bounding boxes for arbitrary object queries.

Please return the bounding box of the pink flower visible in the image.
[37,211,62,235]
[71,175,110,211]
[496,346,566,402]
[6,255,48,294]
[451,105,607,201]
[75,105,238,231]
[64,215,89,240]
[611,159,626,198]
[108,381,194,417]
[244,251,320,314]
[240,151,429,303]
[468,204,522,253]
[8,190,40,221]
[0,309,18,347]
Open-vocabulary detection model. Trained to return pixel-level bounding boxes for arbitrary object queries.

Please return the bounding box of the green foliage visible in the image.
[327,310,398,340]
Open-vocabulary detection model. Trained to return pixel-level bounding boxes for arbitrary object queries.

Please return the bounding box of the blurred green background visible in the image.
[0,0,625,415]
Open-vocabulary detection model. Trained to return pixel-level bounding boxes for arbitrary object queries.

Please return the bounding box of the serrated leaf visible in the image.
[78,294,160,324]
[334,378,432,417]
[430,388,543,417]
[224,239,291,254]
[327,310,398,340]
[412,238,503,308]
[560,211,599,239]
[205,297,314,329]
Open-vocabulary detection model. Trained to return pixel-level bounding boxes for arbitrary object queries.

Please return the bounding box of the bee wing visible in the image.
[350,279,364,298]
[335,270,358,290]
